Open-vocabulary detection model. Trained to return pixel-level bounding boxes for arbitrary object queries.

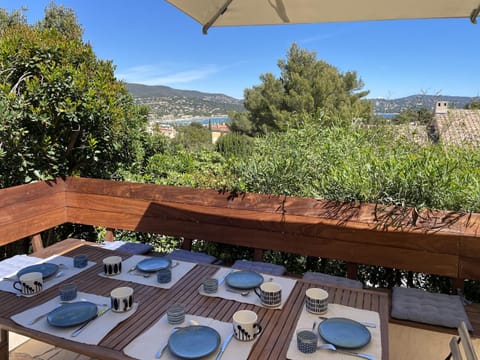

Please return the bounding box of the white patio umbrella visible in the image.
[166,0,480,34]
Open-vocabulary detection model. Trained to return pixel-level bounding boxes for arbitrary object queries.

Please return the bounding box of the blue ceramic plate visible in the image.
[225,271,264,290]
[136,257,172,272]
[318,317,371,349]
[168,325,220,359]
[17,263,59,279]
[47,302,98,327]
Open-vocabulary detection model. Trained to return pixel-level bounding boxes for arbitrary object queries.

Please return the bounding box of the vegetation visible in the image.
[2,5,480,298]
[171,122,212,151]
[229,43,373,135]
[0,5,149,188]
[465,99,480,110]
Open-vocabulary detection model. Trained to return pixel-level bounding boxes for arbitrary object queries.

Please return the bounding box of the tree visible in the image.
[171,122,212,151]
[230,43,373,135]
[0,6,148,188]
[391,107,433,125]
[465,99,480,110]
[0,7,26,34]
[36,2,83,40]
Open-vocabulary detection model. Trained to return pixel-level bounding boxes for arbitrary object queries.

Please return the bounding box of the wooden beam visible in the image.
[181,238,193,250]
[105,228,115,242]
[31,233,43,252]
[0,329,8,360]
[253,248,264,262]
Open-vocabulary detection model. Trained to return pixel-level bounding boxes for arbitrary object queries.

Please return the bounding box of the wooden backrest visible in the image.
[2,177,480,283]
[63,177,480,280]
[0,179,66,247]
[448,322,478,360]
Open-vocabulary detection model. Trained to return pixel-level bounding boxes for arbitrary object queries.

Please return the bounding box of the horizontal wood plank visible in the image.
[65,191,459,254]
[0,178,64,209]
[0,208,66,247]
[0,191,65,227]
[65,177,480,237]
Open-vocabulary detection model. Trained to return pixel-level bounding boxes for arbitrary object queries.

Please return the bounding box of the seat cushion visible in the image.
[303,271,363,289]
[391,286,473,330]
[165,249,218,264]
[116,242,154,255]
[232,260,286,276]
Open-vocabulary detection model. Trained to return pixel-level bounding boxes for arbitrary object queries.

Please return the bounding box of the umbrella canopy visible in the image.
[166,0,480,34]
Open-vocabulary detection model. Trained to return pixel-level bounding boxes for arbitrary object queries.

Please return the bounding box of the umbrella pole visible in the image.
[203,0,234,34]
[471,2,480,23]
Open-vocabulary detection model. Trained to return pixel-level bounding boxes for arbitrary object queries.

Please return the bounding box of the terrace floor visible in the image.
[9,323,480,360]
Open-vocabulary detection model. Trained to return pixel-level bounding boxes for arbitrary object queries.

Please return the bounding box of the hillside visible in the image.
[126,83,244,120]
[125,83,478,120]
[371,95,477,113]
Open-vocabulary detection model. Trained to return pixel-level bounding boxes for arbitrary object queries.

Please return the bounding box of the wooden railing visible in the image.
[2,177,480,284]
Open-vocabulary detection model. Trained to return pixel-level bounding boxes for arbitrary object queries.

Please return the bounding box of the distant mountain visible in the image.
[126,83,478,120]
[370,95,477,114]
[125,83,244,120]
[126,83,241,103]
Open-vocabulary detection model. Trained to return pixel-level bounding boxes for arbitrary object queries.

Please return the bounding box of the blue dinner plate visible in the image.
[47,301,98,327]
[225,270,264,290]
[17,263,59,279]
[168,325,220,359]
[318,317,371,349]
[136,257,172,272]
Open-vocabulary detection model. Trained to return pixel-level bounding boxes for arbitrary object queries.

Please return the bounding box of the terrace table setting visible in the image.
[98,254,196,289]
[286,303,381,360]
[0,245,389,360]
[124,313,256,360]
[0,254,95,296]
[10,291,138,345]
[198,267,297,309]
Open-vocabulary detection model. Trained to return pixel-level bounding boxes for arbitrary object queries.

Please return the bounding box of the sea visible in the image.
[160,114,396,126]
[160,116,231,126]
[375,113,399,119]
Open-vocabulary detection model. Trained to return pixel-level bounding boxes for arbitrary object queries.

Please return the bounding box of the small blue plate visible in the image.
[47,302,98,327]
[168,325,220,359]
[318,317,371,349]
[17,263,59,279]
[225,271,264,290]
[136,257,172,272]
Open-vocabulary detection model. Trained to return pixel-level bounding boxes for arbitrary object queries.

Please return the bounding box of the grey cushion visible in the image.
[391,286,473,330]
[303,271,363,289]
[116,242,153,255]
[165,249,218,264]
[232,260,286,276]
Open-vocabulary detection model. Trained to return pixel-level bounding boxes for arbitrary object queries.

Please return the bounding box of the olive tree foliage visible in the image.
[230,43,373,135]
[465,99,480,110]
[0,6,149,188]
[36,2,83,40]
[171,122,213,151]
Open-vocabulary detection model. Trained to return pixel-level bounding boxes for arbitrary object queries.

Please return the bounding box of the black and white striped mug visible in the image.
[232,310,262,341]
[254,281,282,307]
[13,272,43,296]
[103,256,122,276]
[110,286,134,312]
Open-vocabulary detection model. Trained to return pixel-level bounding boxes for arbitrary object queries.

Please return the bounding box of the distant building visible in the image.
[154,124,177,139]
[431,101,480,146]
[210,123,230,143]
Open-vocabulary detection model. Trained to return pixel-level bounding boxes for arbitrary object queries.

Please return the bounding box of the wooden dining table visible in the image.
[0,245,389,360]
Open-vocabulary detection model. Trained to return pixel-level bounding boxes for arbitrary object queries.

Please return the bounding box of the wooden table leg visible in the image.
[0,329,9,360]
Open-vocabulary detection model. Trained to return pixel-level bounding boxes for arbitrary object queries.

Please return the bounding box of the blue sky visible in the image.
[2,0,480,100]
